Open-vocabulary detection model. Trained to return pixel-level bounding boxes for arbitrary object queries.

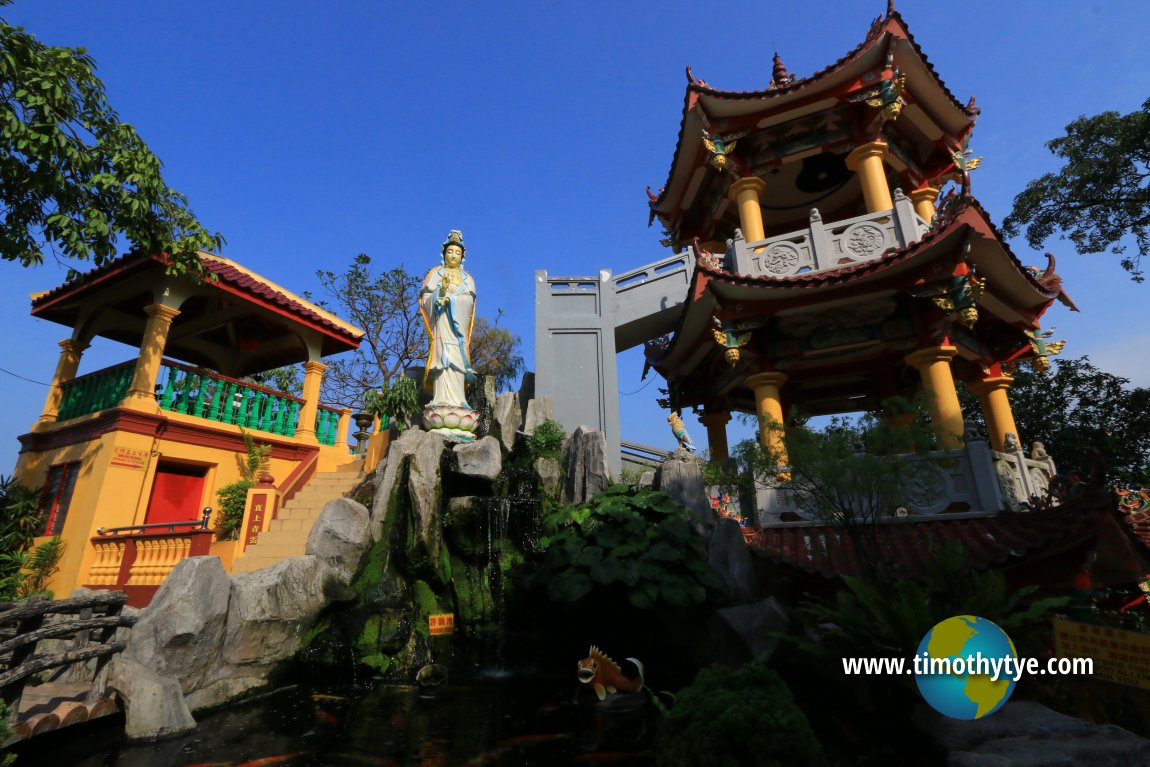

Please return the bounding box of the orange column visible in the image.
[727,176,767,243]
[336,407,353,451]
[909,186,940,221]
[967,374,1020,452]
[904,346,964,449]
[745,372,788,463]
[699,410,732,462]
[295,361,328,444]
[122,304,180,410]
[846,140,893,212]
[34,338,89,429]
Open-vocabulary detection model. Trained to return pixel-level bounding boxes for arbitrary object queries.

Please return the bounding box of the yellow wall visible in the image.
[16,411,354,597]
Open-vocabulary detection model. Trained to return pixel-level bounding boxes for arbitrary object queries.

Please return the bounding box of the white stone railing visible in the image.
[729,188,930,279]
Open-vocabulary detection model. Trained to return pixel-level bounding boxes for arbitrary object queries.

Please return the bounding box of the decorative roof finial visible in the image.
[887,0,896,16]
[685,65,696,84]
[771,53,792,87]
[966,95,981,118]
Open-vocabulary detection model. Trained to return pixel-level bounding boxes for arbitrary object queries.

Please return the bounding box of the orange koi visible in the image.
[235,755,302,767]
[576,646,644,701]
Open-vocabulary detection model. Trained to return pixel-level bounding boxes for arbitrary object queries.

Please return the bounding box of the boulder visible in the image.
[408,431,448,570]
[533,456,563,501]
[183,555,352,710]
[562,426,611,504]
[453,436,502,481]
[697,597,789,667]
[654,448,713,528]
[638,471,656,489]
[122,556,230,694]
[473,374,498,439]
[517,372,536,419]
[106,656,196,741]
[371,427,425,541]
[306,497,372,583]
[913,700,1150,766]
[492,391,521,453]
[222,556,349,669]
[523,396,553,436]
[707,518,756,603]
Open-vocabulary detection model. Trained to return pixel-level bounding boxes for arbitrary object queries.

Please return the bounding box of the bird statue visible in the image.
[668,411,697,453]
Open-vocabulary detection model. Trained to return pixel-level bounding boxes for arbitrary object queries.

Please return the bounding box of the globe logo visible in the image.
[915,615,1018,720]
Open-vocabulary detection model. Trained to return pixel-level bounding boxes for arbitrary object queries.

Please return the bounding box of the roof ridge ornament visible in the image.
[770,53,795,88]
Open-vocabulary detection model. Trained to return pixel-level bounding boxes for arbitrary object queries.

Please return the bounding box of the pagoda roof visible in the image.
[650,9,978,234]
[30,252,363,376]
[654,198,1066,376]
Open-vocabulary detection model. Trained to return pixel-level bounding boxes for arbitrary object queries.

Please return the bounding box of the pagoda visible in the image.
[644,4,1075,508]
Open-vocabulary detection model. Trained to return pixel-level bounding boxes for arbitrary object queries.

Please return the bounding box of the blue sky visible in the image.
[2,0,1149,472]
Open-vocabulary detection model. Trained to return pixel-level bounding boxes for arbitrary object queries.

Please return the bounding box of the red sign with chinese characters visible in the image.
[243,493,268,551]
[429,613,455,636]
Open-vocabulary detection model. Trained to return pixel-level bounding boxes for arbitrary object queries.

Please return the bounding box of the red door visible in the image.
[144,463,207,524]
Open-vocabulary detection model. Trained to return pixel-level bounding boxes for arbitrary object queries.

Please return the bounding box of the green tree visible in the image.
[469,313,525,392]
[959,356,1150,486]
[1003,98,1150,282]
[0,9,222,276]
[244,365,302,397]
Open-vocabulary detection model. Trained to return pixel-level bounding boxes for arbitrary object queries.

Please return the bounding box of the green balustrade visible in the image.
[315,407,340,446]
[157,362,306,437]
[56,361,137,422]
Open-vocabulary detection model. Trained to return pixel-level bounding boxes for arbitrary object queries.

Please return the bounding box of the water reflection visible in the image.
[23,671,654,767]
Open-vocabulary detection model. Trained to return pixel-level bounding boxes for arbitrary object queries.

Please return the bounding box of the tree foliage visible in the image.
[313,254,426,410]
[0,12,222,276]
[469,314,524,392]
[959,356,1150,486]
[1003,99,1150,281]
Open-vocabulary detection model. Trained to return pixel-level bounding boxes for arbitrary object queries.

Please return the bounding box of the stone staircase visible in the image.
[231,462,364,574]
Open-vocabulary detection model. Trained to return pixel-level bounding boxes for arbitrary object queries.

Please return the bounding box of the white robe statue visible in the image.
[418,230,479,438]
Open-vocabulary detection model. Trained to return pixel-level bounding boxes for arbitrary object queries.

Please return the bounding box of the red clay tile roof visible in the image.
[652,10,976,211]
[30,252,363,344]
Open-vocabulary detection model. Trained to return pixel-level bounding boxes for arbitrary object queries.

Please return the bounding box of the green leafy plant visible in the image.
[237,428,272,481]
[366,376,421,431]
[214,480,253,541]
[654,663,826,767]
[535,485,724,609]
[526,418,566,462]
[0,700,14,766]
[0,536,65,600]
[0,474,44,551]
[791,540,1070,664]
[0,12,223,276]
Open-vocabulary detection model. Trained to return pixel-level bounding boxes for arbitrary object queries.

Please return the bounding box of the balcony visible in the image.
[729,188,930,279]
[55,359,342,446]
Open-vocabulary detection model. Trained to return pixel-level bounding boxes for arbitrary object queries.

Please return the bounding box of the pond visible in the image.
[16,667,656,767]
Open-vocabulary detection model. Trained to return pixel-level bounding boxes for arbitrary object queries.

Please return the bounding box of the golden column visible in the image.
[908,186,939,222]
[336,407,353,451]
[745,372,789,463]
[727,176,767,243]
[904,346,965,449]
[699,410,732,462]
[846,140,893,213]
[122,304,181,410]
[295,360,329,443]
[34,338,89,429]
[967,374,1020,452]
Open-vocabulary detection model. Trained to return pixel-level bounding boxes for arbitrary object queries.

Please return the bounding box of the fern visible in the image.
[238,428,272,481]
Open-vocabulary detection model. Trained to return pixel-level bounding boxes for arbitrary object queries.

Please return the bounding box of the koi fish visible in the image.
[576,646,644,701]
[235,755,302,767]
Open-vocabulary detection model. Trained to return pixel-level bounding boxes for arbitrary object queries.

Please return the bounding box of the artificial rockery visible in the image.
[54,374,767,741]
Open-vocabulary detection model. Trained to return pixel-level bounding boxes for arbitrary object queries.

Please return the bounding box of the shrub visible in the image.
[366,376,421,431]
[655,663,826,767]
[215,479,254,541]
[0,536,65,600]
[535,484,724,609]
[526,418,566,462]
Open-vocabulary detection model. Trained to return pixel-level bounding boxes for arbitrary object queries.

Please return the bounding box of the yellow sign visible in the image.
[110,447,148,470]
[429,613,455,636]
[1054,617,1150,690]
